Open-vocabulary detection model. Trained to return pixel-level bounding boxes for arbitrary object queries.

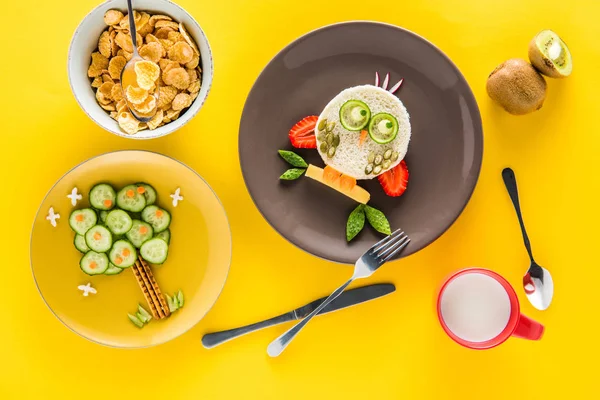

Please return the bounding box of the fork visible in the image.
[267,229,410,357]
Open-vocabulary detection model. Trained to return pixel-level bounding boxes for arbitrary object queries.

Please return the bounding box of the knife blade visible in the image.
[201,283,395,349]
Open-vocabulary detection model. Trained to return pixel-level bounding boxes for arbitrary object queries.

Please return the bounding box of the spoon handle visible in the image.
[126,0,138,51]
[502,168,534,261]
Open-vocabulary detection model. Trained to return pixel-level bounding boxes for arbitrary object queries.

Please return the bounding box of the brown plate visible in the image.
[239,22,483,264]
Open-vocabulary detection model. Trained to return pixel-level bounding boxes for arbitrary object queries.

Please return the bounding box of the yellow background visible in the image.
[1,0,598,398]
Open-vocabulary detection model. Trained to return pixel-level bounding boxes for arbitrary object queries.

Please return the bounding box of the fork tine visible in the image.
[376,232,409,258]
[381,236,410,262]
[370,229,403,253]
[373,231,406,255]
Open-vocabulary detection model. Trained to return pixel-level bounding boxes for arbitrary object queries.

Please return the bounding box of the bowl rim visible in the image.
[238,21,484,265]
[67,0,214,140]
[29,150,232,348]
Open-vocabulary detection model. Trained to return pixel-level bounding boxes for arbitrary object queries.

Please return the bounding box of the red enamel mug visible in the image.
[437,268,544,349]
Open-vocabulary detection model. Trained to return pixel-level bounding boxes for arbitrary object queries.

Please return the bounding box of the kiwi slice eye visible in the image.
[528,30,572,78]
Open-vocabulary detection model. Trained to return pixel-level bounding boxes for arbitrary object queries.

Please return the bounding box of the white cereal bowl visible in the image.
[68,0,213,139]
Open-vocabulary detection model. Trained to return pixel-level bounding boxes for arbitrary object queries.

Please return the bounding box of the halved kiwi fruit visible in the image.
[486,58,547,115]
[528,30,572,78]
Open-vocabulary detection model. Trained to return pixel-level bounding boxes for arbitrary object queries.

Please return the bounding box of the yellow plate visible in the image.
[30,151,231,348]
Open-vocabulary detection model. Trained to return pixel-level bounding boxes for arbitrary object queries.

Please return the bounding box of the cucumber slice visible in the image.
[136,182,157,205]
[80,251,109,275]
[116,184,146,212]
[84,225,113,253]
[368,112,399,144]
[128,313,144,328]
[89,183,117,211]
[104,263,124,275]
[177,290,184,308]
[155,229,170,244]
[140,238,169,264]
[126,220,154,248]
[105,209,133,235]
[74,234,90,253]
[69,208,98,235]
[141,205,171,233]
[109,240,137,268]
[99,210,109,224]
[339,100,371,131]
[166,294,178,312]
[138,304,152,322]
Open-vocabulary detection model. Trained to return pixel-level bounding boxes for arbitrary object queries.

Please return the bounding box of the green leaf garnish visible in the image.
[279,168,306,180]
[278,150,308,168]
[364,205,391,235]
[346,204,366,242]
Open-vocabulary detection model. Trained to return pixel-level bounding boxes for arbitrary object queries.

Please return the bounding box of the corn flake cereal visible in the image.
[98,31,112,58]
[132,94,156,114]
[111,83,123,102]
[90,9,203,134]
[171,93,192,111]
[163,67,190,90]
[118,111,140,134]
[108,55,127,79]
[157,85,178,109]
[134,60,160,90]
[104,10,124,26]
[88,52,109,77]
[126,86,149,105]
[168,42,194,64]
[139,42,164,63]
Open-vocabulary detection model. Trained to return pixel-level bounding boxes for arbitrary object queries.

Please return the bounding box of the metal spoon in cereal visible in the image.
[120,0,159,123]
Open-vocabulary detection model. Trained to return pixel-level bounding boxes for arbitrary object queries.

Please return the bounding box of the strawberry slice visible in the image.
[289,115,318,148]
[378,160,409,197]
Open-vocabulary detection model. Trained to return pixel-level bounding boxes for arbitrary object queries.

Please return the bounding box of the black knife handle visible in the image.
[202,313,294,349]
[502,167,534,262]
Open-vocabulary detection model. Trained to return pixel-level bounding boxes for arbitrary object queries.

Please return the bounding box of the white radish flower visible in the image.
[46,207,60,227]
[170,188,184,207]
[78,283,97,297]
[67,187,83,206]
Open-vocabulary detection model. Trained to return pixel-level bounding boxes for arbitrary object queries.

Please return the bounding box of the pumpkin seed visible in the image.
[382,159,391,169]
[319,142,329,153]
[317,132,326,142]
[326,133,333,145]
[318,118,327,131]
[333,135,340,147]
[365,164,374,174]
[373,165,382,174]
[383,149,392,160]
[327,146,336,158]
[374,154,383,165]
[391,151,399,162]
[326,121,335,132]
[367,152,375,163]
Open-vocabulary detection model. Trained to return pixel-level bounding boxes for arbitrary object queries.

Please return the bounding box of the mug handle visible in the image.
[512,314,544,340]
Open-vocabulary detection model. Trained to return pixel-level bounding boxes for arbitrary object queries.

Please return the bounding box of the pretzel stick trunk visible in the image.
[131,256,171,319]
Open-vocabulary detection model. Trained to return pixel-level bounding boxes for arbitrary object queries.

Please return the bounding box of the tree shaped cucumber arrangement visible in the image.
[69,182,183,328]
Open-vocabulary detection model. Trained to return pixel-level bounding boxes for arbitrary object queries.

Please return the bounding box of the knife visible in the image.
[201,283,395,349]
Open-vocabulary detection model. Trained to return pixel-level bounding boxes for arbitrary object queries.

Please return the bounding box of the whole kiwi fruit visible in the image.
[528,29,572,78]
[486,58,547,115]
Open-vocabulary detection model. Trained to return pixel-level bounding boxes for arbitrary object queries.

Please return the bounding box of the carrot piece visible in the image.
[139,226,148,235]
[340,175,357,192]
[89,261,97,270]
[103,199,112,208]
[75,214,84,222]
[93,232,102,240]
[126,189,135,198]
[114,256,123,265]
[323,165,341,184]
[155,210,163,218]
[359,130,368,146]
[137,186,145,194]
[122,248,131,257]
